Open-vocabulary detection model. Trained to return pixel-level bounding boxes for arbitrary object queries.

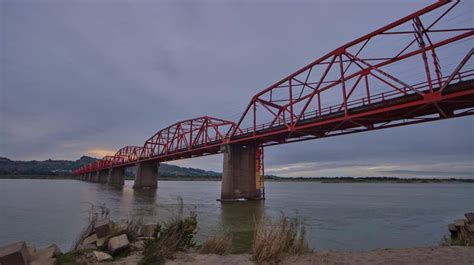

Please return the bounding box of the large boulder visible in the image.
[46,244,62,257]
[0,241,30,265]
[93,251,112,262]
[32,244,62,261]
[30,257,56,265]
[26,244,36,257]
[468,224,474,233]
[94,219,112,238]
[96,237,108,248]
[454,219,466,227]
[82,233,98,246]
[448,223,457,233]
[78,244,97,251]
[107,234,129,255]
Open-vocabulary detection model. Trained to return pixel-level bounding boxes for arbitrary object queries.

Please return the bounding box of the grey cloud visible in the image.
[1,0,472,179]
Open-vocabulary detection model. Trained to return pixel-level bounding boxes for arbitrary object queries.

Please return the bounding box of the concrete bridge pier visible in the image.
[108,167,125,186]
[133,162,159,189]
[92,171,100,183]
[87,172,92,182]
[98,170,108,184]
[220,144,262,201]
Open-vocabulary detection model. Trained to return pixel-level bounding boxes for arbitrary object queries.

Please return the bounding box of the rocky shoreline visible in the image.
[1,213,473,265]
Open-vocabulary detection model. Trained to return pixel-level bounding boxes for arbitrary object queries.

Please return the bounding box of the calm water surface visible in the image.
[0,179,473,252]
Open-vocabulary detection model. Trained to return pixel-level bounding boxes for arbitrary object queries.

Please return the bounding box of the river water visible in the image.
[0,179,473,252]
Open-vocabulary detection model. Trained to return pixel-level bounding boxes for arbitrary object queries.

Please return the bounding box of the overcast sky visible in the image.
[1,0,473,178]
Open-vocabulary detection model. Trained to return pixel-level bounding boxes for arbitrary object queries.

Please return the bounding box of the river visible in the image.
[0,179,472,253]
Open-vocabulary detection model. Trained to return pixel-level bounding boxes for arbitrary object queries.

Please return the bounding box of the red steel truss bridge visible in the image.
[74,1,473,200]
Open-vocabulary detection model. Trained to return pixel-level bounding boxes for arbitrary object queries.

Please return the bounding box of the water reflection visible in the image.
[1,180,473,251]
[220,201,264,253]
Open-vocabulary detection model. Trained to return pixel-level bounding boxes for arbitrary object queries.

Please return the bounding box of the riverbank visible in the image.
[167,246,474,265]
[1,175,473,183]
[2,208,473,265]
[2,243,473,264]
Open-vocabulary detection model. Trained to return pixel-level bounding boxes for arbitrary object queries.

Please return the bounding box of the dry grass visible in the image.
[139,212,198,264]
[198,231,233,255]
[252,215,310,264]
[121,215,144,242]
[72,203,110,250]
[156,212,198,258]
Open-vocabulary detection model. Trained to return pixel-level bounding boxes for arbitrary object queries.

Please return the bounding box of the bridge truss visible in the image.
[75,0,473,175]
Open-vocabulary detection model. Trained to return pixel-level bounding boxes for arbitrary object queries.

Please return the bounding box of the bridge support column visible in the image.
[98,170,108,184]
[133,162,158,189]
[220,144,261,201]
[92,171,99,182]
[87,173,92,182]
[108,167,125,186]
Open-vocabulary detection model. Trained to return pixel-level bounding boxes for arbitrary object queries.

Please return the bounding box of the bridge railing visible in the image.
[234,68,473,137]
[230,0,473,139]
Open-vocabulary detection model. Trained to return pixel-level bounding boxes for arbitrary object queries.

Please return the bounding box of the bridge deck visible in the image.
[74,0,474,175]
[128,79,473,167]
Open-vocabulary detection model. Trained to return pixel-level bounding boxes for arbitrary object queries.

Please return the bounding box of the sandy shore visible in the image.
[165,246,474,265]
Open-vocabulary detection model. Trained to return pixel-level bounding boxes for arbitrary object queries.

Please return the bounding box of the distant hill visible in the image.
[158,164,220,178]
[0,156,221,178]
[0,156,96,175]
[1,157,472,183]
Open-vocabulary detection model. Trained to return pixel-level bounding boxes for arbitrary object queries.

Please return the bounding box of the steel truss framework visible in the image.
[75,0,473,175]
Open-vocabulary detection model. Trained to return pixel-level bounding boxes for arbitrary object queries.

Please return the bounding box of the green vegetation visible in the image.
[252,216,310,264]
[56,250,88,265]
[139,212,198,264]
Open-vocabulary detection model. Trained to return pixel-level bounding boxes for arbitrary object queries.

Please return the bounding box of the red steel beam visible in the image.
[74,1,473,175]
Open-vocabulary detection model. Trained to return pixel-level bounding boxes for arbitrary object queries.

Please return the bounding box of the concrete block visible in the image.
[467,224,474,233]
[96,237,107,248]
[448,223,457,233]
[108,234,129,255]
[94,219,111,238]
[26,244,36,258]
[454,219,466,227]
[93,251,112,262]
[30,258,56,265]
[78,244,97,251]
[82,233,98,246]
[45,244,62,257]
[0,241,30,265]
[33,244,62,261]
[141,223,158,237]
[32,247,54,261]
